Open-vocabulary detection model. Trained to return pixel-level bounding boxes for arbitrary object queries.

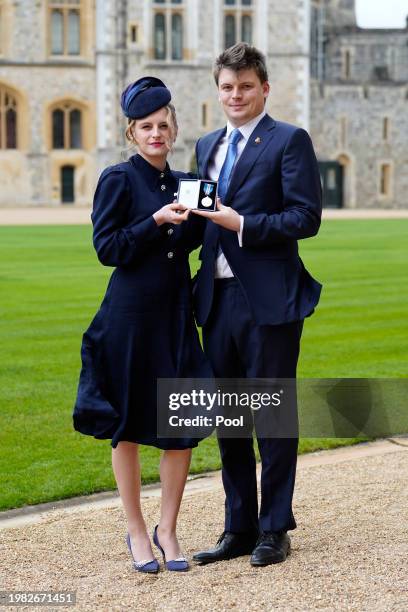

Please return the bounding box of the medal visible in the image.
[201,183,214,208]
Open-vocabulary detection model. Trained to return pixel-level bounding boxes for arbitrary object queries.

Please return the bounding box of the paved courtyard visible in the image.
[1,207,408,226]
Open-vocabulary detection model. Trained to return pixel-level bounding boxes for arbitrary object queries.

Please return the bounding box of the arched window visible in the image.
[49,1,81,56]
[223,1,253,49]
[343,49,351,79]
[0,86,18,149]
[225,15,236,48]
[154,13,166,59]
[241,15,252,44]
[70,109,82,148]
[51,103,82,149]
[67,9,80,54]
[52,108,64,148]
[379,163,392,198]
[51,9,64,54]
[152,1,184,61]
[382,117,389,141]
[171,13,183,60]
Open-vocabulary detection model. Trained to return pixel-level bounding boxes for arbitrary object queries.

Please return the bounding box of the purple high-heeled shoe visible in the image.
[126,533,159,574]
[153,525,189,572]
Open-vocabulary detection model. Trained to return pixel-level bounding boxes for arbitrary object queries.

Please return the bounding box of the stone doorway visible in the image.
[61,165,75,204]
[319,161,343,208]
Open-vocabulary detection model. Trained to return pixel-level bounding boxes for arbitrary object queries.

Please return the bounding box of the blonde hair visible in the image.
[125,103,178,153]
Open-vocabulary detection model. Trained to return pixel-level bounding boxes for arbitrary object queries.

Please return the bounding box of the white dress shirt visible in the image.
[207,109,266,278]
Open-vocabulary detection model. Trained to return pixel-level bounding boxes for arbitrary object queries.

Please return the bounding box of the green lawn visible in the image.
[0,220,407,511]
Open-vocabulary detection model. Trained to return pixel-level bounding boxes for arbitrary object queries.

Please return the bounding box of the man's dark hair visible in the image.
[213,43,268,85]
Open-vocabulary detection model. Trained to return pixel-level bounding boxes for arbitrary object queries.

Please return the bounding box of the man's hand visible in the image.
[153,201,190,226]
[191,198,240,232]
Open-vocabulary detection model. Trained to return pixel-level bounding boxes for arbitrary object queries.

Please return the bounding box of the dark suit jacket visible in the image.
[193,114,323,326]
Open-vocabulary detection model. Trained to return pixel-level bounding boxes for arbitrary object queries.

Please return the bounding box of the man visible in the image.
[190,43,322,567]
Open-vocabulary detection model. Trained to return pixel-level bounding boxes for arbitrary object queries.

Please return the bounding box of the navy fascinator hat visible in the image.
[120,76,172,119]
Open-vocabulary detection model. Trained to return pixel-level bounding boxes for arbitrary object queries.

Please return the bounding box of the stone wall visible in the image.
[323,29,408,83]
[0,0,96,206]
[311,82,408,208]
[309,0,408,208]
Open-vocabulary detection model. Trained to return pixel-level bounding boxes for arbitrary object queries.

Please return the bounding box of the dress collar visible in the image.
[130,154,172,191]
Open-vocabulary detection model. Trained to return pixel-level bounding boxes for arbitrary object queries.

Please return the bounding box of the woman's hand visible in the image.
[153,202,190,226]
[191,198,240,232]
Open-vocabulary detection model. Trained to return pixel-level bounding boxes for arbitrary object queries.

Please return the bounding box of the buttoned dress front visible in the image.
[73,154,211,449]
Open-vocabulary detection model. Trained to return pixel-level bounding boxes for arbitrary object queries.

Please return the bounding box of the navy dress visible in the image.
[73,154,211,449]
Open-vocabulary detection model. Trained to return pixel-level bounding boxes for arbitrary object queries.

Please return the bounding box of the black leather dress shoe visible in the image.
[250,531,291,566]
[193,531,258,564]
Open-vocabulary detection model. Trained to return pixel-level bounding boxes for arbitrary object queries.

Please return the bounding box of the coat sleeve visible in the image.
[242,128,322,246]
[92,169,163,267]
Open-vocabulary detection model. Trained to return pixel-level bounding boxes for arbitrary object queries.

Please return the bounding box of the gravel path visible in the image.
[1,207,408,226]
[1,440,407,611]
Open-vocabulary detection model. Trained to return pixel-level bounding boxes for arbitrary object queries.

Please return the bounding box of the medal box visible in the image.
[177,179,218,211]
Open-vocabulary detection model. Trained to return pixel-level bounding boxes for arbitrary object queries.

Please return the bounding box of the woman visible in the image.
[73,77,211,573]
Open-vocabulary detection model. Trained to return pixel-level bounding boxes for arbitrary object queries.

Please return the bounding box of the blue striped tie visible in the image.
[217,128,243,201]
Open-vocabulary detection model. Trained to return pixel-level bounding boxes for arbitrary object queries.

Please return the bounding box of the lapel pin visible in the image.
[254,137,261,144]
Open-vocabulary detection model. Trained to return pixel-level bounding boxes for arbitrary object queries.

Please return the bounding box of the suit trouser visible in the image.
[203,278,303,534]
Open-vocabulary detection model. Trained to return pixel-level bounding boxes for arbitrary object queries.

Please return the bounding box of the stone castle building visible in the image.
[0,0,407,208]
[310,0,408,208]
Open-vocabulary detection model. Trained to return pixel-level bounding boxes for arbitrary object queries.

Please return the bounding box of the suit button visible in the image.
[160,172,165,178]
[167,228,174,236]
[167,251,174,259]
[161,184,166,191]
